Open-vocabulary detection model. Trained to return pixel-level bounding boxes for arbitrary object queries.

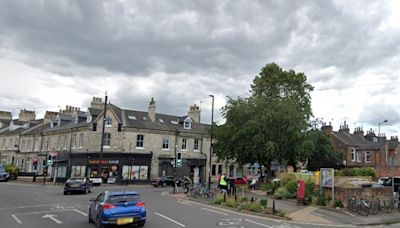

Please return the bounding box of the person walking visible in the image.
[219,173,228,194]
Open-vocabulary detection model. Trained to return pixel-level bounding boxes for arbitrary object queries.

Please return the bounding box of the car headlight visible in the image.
[5,173,9,177]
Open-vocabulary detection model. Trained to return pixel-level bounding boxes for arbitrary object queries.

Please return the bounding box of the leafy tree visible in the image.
[300,129,341,171]
[213,63,314,176]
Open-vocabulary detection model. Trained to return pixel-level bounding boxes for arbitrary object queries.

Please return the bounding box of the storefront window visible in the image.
[56,166,67,177]
[71,165,86,177]
[122,165,148,180]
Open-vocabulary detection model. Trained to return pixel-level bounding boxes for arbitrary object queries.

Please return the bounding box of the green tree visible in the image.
[301,129,341,171]
[213,63,314,176]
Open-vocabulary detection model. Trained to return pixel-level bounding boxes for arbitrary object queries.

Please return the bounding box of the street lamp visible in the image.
[173,129,179,194]
[378,119,388,136]
[208,95,214,190]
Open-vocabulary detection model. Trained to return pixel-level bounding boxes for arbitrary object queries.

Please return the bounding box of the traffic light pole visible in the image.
[173,129,179,194]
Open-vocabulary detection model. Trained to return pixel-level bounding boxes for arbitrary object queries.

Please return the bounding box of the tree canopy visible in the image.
[213,63,316,174]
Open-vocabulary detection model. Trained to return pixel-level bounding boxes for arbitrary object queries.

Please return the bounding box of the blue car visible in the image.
[89,190,146,227]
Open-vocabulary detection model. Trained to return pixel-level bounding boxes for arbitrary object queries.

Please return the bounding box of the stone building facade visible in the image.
[0,97,228,184]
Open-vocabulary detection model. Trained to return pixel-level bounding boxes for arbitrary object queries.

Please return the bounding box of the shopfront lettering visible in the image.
[88,159,119,165]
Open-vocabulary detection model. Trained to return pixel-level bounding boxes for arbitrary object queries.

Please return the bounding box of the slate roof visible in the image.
[332,131,383,150]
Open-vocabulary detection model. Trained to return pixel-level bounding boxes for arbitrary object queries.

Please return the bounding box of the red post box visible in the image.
[297,179,305,205]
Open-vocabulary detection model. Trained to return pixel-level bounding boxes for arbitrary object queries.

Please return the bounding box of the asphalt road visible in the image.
[0,181,396,228]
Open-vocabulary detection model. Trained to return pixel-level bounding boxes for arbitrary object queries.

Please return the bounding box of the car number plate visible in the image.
[71,184,80,187]
[117,217,134,225]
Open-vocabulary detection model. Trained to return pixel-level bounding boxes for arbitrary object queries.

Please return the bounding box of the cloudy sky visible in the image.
[0,0,399,136]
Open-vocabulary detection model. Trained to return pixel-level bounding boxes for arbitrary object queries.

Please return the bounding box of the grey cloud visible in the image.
[357,102,400,126]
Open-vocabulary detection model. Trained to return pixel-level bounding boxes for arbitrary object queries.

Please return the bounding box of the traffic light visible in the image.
[176,159,182,167]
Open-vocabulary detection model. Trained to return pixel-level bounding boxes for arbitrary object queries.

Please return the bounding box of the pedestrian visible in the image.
[183,176,189,194]
[219,173,228,194]
[250,178,257,191]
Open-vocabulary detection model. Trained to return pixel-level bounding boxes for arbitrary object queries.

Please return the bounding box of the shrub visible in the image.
[273,187,291,199]
[260,182,272,191]
[335,200,344,208]
[278,173,296,185]
[336,167,376,179]
[225,198,240,208]
[284,180,297,195]
[241,202,263,213]
[213,195,225,204]
[259,199,268,207]
[241,197,249,202]
[5,164,18,175]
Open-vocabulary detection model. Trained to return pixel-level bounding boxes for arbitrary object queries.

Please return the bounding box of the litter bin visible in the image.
[297,179,305,205]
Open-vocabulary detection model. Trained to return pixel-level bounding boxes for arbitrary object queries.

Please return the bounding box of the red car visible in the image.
[227,177,248,186]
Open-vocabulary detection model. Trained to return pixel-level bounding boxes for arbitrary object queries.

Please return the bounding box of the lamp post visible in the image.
[99,93,108,184]
[173,129,179,194]
[378,119,388,136]
[208,95,214,190]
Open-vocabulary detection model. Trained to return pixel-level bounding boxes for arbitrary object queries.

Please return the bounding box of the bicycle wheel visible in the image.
[369,199,379,215]
[360,203,369,216]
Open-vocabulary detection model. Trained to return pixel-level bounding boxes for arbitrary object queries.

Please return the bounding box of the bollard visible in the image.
[224,192,226,202]
[251,197,254,203]
[234,193,237,202]
[272,200,276,214]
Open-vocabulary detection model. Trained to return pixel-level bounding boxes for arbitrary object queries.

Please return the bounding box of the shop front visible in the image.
[69,153,152,184]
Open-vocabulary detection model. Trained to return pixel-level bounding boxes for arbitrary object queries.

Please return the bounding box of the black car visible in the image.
[64,177,93,195]
[0,165,9,182]
[151,176,182,187]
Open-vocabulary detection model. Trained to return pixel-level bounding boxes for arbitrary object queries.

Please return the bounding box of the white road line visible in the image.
[16,209,70,215]
[154,212,186,227]
[73,209,88,216]
[177,199,192,206]
[201,207,229,216]
[11,214,22,224]
[244,219,273,228]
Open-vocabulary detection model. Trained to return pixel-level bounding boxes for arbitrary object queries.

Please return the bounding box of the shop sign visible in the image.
[88,159,119,165]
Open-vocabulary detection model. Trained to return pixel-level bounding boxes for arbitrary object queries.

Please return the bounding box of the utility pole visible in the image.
[208,95,214,190]
[99,92,108,184]
[173,129,179,194]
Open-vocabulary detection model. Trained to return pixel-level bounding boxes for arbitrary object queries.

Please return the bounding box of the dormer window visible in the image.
[183,117,192,129]
[105,116,112,127]
[86,112,92,123]
[73,113,78,124]
[56,116,61,126]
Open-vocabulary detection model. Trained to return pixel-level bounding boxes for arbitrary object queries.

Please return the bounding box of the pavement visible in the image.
[172,186,400,226]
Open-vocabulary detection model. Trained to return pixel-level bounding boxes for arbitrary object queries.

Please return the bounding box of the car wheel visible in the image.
[96,216,104,228]
[63,191,68,195]
[88,210,93,224]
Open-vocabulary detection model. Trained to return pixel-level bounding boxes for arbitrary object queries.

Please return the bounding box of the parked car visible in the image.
[88,190,146,227]
[226,176,248,186]
[378,176,400,192]
[0,164,10,182]
[64,177,93,195]
[151,176,183,187]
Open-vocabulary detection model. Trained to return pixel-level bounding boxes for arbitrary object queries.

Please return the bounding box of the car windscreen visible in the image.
[107,194,141,204]
[0,167,5,172]
[67,178,84,183]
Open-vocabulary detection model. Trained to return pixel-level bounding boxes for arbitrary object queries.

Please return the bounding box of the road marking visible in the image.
[177,199,192,206]
[154,212,186,227]
[201,207,229,216]
[161,192,168,196]
[17,209,70,215]
[11,214,22,224]
[244,219,273,228]
[73,209,88,216]
[43,214,63,224]
[0,202,90,210]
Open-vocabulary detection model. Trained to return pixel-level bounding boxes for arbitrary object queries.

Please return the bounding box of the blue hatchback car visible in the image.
[88,190,146,227]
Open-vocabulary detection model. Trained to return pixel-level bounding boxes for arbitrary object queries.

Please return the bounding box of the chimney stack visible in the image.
[18,109,36,122]
[321,122,333,134]
[0,111,12,123]
[148,98,156,122]
[339,121,350,134]
[354,126,364,137]
[188,104,201,123]
[90,97,104,109]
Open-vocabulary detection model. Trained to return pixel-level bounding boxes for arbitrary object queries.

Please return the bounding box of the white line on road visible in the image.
[201,207,229,216]
[17,209,70,215]
[154,212,186,227]
[177,199,193,206]
[244,219,273,228]
[73,209,88,216]
[43,214,63,224]
[11,214,22,224]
